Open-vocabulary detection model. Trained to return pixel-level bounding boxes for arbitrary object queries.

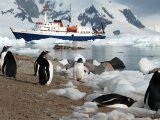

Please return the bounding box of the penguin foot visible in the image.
[33,74,37,76]
[33,82,39,85]
[12,76,16,80]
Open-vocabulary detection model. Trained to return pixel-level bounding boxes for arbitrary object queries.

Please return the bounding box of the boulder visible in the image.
[107,57,125,70]
[113,30,120,35]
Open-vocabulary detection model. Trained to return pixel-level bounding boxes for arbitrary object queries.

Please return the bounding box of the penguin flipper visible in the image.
[2,60,6,75]
[46,66,50,81]
[144,86,150,104]
[34,61,38,75]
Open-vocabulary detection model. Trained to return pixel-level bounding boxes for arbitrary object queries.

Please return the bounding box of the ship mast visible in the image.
[69,4,71,23]
[43,5,49,23]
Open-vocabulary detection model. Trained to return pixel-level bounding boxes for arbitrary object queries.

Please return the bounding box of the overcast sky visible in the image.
[114,0,160,17]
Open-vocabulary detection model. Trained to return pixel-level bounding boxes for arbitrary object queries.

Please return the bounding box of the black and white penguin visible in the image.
[2,51,17,78]
[92,93,136,108]
[73,58,85,81]
[34,51,50,76]
[0,46,12,69]
[36,56,53,86]
[144,71,160,111]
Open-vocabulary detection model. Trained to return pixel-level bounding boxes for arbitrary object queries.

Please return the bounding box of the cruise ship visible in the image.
[10,6,106,42]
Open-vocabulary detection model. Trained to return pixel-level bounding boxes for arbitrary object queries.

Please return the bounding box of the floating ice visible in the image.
[15,48,40,56]
[28,38,71,44]
[0,37,25,46]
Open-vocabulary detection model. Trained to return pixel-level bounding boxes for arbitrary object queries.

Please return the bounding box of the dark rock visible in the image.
[113,30,120,35]
[121,9,145,29]
[65,59,75,70]
[85,59,115,74]
[78,5,112,30]
[14,0,39,22]
[43,1,70,21]
[53,45,85,50]
[106,57,125,70]
[102,7,114,19]
[94,65,106,74]
[39,0,45,4]
[84,59,96,72]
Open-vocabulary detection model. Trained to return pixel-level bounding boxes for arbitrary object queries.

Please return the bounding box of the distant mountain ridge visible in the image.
[0,0,146,37]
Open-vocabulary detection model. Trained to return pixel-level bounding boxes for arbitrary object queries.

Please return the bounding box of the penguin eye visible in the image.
[128,98,131,101]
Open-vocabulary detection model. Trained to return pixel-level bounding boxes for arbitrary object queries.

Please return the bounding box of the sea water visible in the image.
[25,42,160,70]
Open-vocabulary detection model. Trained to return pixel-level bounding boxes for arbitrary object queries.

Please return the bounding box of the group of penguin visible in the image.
[0,46,86,86]
[0,46,53,86]
[1,46,160,112]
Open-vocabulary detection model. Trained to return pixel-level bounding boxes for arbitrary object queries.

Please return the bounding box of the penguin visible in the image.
[2,51,17,78]
[73,58,85,81]
[92,93,136,108]
[0,46,12,70]
[34,51,49,76]
[144,71,160,111]
[36,56,53,86]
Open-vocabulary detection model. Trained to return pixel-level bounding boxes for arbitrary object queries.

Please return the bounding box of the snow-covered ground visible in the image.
[45,53,159,120]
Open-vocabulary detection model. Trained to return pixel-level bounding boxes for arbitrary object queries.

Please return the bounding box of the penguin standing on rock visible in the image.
[2,51,17,78]
[144,71,160,111]
[34,51,50,76]
[35,52,53,86]
[0,46,12,70]
[73,58,86,81]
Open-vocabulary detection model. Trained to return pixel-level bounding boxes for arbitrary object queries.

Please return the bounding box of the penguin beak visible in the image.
[45,51,50,54]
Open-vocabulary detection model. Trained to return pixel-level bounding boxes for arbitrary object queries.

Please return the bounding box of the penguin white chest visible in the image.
[46,60,53,86]
[0,52,7,69]
[73,63,84,80]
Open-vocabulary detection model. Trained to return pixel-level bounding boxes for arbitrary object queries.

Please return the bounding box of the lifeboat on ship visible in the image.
[67,26,77,32]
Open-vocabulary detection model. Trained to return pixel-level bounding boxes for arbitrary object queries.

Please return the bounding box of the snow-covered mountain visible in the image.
[0,0,147,38]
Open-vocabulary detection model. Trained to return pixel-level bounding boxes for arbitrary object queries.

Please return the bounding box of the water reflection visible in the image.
[92,45,160,70]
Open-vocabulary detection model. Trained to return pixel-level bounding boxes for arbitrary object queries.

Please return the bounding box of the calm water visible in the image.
[3,42,160,70]
[92,45,160,70]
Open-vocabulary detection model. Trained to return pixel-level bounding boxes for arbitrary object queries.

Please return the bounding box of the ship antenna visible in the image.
[69,4,71,23]
[43,4,49,23]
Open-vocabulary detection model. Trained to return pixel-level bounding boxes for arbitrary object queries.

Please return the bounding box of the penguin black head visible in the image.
[1,46,12,53]
[125,97,136,107]
[150,70,160,84]
[39,50,50,57]
[5,51,13,58]
[77,58,83,63]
